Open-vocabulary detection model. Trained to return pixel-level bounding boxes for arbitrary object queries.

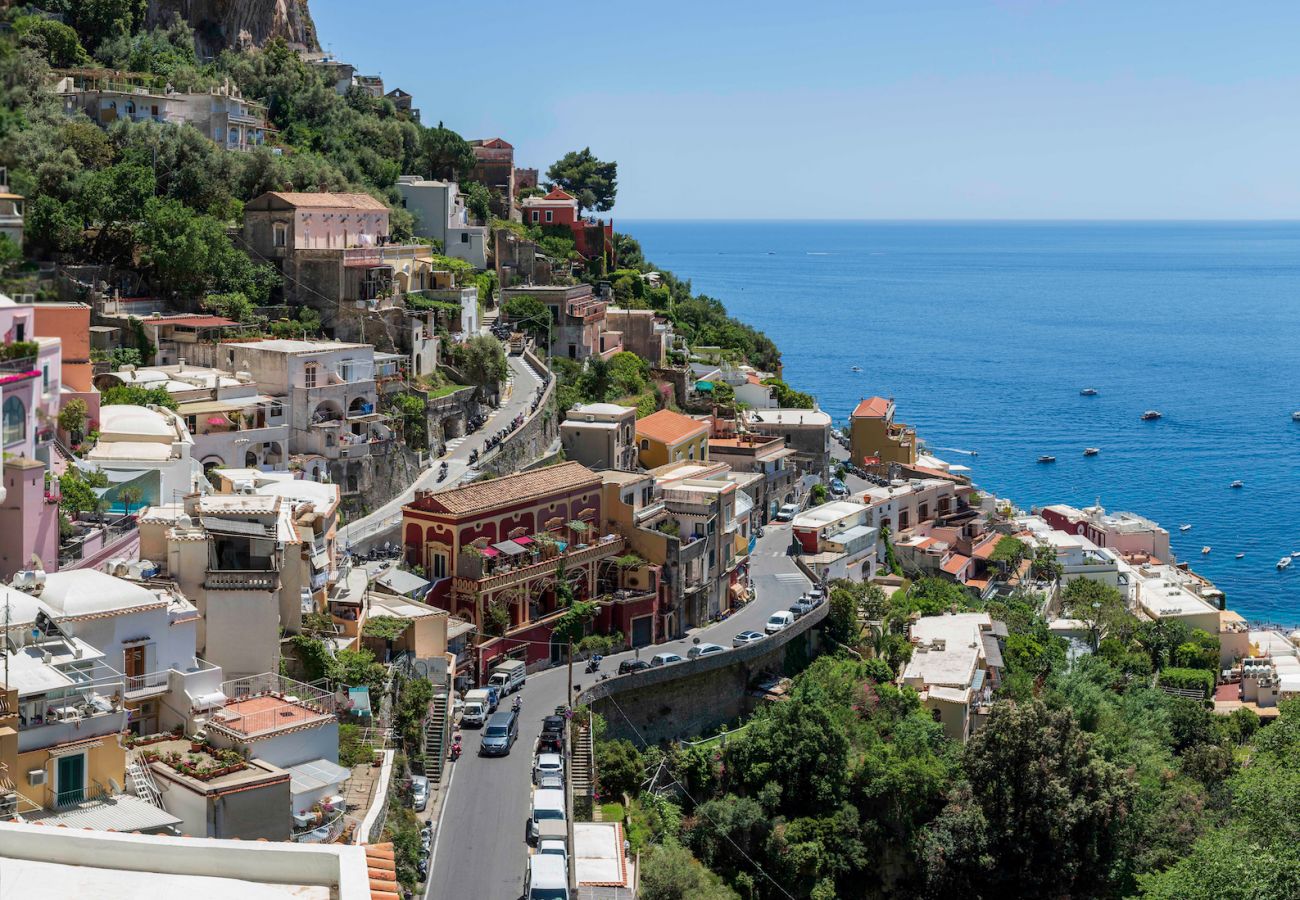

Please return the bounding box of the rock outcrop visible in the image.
[146,0,319,58]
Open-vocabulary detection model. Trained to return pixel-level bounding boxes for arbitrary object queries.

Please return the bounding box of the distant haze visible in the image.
[311,0,1300,220]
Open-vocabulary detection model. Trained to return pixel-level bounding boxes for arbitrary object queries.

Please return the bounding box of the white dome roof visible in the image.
[99,405,174,438]
[41,570,161,618]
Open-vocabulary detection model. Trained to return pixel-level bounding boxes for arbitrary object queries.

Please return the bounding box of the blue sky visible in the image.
[309,1,1300,219]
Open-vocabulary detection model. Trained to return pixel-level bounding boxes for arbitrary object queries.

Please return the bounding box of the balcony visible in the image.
[208,673,335,740]
[453,535,625,595]
[566,298,607,322]
[16,661,127,753]
[204,569,279,591]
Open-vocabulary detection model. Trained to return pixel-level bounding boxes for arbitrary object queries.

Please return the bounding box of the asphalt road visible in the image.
[426,523,811,900]
[339,353,544,551]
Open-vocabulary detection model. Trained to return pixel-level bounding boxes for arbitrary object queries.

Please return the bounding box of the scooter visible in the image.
[450,736,462,761]
[585,655,603,674]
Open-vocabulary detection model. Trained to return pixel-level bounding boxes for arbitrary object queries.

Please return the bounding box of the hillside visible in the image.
[146,0,317,57]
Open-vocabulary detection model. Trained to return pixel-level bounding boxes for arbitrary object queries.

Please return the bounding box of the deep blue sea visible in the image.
[625,220,1300,624]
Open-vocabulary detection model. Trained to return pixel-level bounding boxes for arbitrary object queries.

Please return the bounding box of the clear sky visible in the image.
[309,0,1300,220]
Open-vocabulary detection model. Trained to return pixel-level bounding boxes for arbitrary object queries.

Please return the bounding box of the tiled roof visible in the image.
[635,409,708,446]
[263,191,388,210]
[146,315,239,328]
[941,553,971,576]
[415,461,601,516]
[365,842,400,900]
[545,187,575,200]
[852,396,892,419]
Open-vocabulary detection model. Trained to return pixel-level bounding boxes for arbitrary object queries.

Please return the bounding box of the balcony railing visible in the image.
[205,569,279,591]
[123,670,172,697]
[454,535,625,594]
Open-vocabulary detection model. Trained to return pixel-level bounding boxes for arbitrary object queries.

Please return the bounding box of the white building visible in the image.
[900,612,1005,742]
[791,500,878,582]
[395,176,488,268]
[82,405,203,510]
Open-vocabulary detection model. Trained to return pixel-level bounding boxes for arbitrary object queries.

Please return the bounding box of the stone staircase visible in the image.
[571,723,594,807]
[126,757,165,809]
[423,692,449,781]
[480,307,499,333]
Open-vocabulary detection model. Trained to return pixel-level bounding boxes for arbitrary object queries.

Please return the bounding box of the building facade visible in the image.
[849,396,917,468]
[560,403,637,471]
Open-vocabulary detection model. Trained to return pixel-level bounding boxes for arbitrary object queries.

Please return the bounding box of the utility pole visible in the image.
[566,639,574,711]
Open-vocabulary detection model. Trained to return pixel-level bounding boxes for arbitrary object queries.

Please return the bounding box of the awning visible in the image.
[695,380,715,392]
[513,536,535,546]
[493,540,525,556]
[480,546,500,558]
[567,520,590,533]
[286,758,352,795]
[177,396,278,417]
[25,794,182,833]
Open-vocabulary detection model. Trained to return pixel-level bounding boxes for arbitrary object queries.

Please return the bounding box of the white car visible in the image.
[765,610,795,634]
[410,775,429,812]
[774,503,800,522]
[649,652,683,667]
[732,631,764,648]
[687,642,726,660]
[534,752,564,785]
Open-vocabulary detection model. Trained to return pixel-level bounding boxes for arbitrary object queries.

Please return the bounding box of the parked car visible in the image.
[830,478,848,497]
[534,752,564,785]
[649,652,684,667]
[765,610,795,634]
[480,709,519,756]
[410,775,429,811]
[775,503,800,522]
[537,837,569,863]
[538,715,566,753]
[618,658,651,675]
[789,597,815,619]
[528,787,567,845]
[537,773,565,791]
[525,851,570,900]
[732,630,764,648]
[687,642,726,660]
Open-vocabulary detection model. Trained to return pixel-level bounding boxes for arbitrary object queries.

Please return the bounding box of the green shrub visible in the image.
[1160,667,1215,698]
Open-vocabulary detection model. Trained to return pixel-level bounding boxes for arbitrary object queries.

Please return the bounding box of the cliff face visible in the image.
[146,0,319,58]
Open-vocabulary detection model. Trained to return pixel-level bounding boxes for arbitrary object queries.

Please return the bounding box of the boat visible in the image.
[850,365,862,372]
[1231,480,1244,489]
[1083,447,1100,456]
[1279,557,1292,570]
[1202,546,1212,555]
[1141,410,1162,421]
[1291,551,1300,558]
[1236,553,1245,559]
[1179,524,1192,532]
[1292,411,1300,421]
[1079,388,1098,396]
[1037,455,1056,464]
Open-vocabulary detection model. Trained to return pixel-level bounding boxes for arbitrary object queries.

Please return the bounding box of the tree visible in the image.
[117,484,143,516]
[57,398,89,442]
[14,15,89,67]
[988,535,1029,570]
[202,291,257,324]
[595,739,643,800]
[639,841,739,900]
[421,122,475,181]
[463,180,492,223]
[450,335,508,387]
[65,0,147,52]
[1062,577,1129,648]
[502,294,550,344]
[546,148,618,214]
[100,384,179,410]
[553,600,597,647]
[809,482,829,506]
[607,351,650,397]
[935,699,1133,897]
[1030,543,1063,583]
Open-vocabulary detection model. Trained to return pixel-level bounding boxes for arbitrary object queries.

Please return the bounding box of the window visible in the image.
[42,365,49,392]
[460,232,470,244]
[431,552,448,579]
[640,439,649,451]
[531,211,540,223]
[273,223,287,248]
[2,395,25,446]
[545,210,553,223]
[304,364,318,388]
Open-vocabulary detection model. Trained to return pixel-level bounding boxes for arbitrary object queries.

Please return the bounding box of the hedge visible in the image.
[1160,667,1215,698]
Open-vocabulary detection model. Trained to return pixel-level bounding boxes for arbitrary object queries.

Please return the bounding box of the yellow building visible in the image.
[635,409,710,469]
[849,396,917,467]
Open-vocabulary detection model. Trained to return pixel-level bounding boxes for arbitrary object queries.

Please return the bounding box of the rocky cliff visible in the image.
[146,0,319,58]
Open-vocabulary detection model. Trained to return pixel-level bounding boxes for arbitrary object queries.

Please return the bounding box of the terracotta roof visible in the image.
[941,553,971,576]
[972,534,1002,560]
[146,315,239,328]
[260,191,388,210]
[636,409,708,446]
[746,374,763,386]
[852,396,892,419]
[413,461,601,517]
[365,842,400,899]
[545,187,576,201]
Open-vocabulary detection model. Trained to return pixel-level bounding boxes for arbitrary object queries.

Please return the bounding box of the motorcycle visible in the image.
[450,737,462,761]
[585,654,603,674]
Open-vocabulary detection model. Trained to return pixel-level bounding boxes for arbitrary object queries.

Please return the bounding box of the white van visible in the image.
[528,787,567,845]
[765,610,795,634]
[462,688,492,727]
[489,659,528,695]
[525,852,569,900]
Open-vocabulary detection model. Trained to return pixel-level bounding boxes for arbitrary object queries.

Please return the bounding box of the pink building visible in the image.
[1040,502,1172,562]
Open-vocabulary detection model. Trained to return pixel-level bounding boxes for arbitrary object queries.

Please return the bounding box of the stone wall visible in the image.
[579,602,827,745]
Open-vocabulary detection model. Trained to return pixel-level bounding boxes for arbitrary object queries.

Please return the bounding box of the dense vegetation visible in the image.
[601,574,1284,899]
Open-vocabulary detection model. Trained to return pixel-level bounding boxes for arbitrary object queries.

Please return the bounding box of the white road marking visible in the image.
[425,751,459,898]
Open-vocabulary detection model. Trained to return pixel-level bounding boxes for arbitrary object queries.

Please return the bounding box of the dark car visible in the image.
[618,659,651,675]
[538,715,566,753]
[479,709,519,756]
[789,598,815,619]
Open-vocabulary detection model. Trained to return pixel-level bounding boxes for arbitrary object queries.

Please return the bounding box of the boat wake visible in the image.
[935,447,978,456]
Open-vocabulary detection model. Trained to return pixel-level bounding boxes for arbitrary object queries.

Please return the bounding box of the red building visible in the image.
[402,462,646,678]
[519,187,615,264]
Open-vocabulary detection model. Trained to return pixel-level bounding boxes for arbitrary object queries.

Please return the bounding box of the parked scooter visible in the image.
[450,735,462,761]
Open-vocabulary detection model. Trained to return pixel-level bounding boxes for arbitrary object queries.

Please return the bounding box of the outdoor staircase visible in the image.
[571,724,594,805]
[126,757,165,809]
[480,308,499,333]
[423,693,449,782]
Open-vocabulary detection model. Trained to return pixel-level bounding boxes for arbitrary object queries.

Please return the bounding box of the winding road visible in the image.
[426,523,811,899]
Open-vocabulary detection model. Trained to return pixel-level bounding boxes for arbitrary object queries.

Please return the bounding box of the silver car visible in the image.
[410,775,429,812]
[732,631,764,648]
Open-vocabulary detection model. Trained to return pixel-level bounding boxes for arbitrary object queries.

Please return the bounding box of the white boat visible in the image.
[851,366,862,372]
[1141,410,1162,420]
[1292,411,1300,421]
[1202,546,1212,555]
[1231,480,1244,489]
[1236,553,1245,559]
[1083,447,1100,456]
[1038,455,1056,464]
[1080,388,1098,396]
[1279,557,1292,570]
[1179,524,1192,532]
[1291,551,1300,558]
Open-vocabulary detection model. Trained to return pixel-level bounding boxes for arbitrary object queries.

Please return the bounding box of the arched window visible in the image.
[2,395,26,446]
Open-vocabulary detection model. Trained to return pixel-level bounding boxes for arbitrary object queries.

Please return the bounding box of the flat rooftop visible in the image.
[209,694,333,738]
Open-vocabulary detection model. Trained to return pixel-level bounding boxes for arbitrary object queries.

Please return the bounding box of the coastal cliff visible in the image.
[146,0,318,57]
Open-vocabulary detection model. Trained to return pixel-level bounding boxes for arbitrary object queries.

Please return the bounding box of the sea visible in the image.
[625,220,1300,625]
